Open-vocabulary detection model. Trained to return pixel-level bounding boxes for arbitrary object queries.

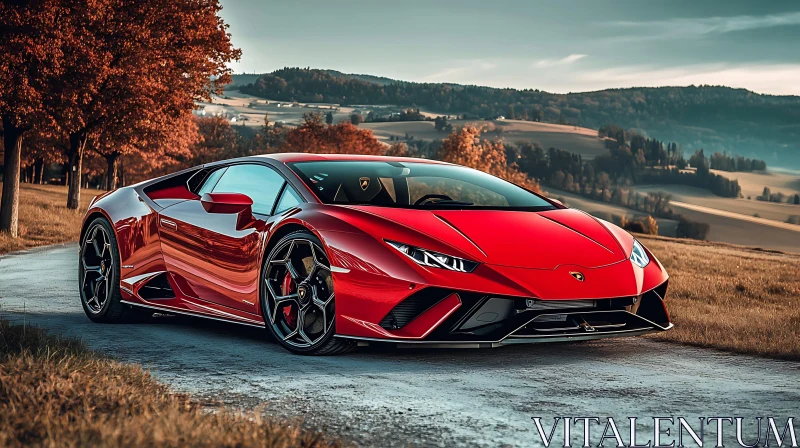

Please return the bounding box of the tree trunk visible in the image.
[35,158,45,184]
[105,152,120,190]
[0,115,24,237]
[119,156,126,187]
[66,132,87,210]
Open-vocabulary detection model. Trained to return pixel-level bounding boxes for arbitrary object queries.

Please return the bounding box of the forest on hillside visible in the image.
[239,68,800,167]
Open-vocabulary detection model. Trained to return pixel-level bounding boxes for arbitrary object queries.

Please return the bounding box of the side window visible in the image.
[197,167,227,196]
[212,164,285,215]
[274,185,303,214]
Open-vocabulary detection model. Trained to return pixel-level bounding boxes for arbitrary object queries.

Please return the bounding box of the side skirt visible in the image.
[120,300,266,329]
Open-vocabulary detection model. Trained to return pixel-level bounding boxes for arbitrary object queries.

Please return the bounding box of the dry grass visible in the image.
[0,320,338,448]
[639,235,800,361]
[0,183,103,255]
[710,169,800,199]
[636,184,800,224]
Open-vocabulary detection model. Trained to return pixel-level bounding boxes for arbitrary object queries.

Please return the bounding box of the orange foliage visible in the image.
[122,113,200,184]
[1,0,241,206]
[383,142,417,157]
[438,125,541,193]
[190,116,241,165]
[282,113,385,155]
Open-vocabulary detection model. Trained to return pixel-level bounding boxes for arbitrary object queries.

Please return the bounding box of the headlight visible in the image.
[386,240,479,273]
[630,239,650,268]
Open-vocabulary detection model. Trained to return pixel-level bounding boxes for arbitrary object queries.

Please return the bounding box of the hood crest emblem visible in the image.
[569,271,585,282]
[359,177,370,191]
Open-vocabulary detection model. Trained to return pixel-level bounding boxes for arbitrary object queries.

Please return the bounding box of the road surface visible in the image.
[1,244,798,447]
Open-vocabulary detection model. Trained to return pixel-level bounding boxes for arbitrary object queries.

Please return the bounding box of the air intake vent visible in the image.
[138,273,176,300]
[524,299,596,311]
[379,288,452,330]
[636,286,670,327]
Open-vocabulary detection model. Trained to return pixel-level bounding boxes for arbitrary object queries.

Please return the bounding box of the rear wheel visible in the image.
[79,217,148,323]
[261,231,355,355]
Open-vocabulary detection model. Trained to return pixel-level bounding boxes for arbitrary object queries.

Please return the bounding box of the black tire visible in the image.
[79,217,149,323]
[261,230,356,355]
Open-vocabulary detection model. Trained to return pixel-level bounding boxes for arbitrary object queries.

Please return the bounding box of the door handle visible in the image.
[160,218,178,231]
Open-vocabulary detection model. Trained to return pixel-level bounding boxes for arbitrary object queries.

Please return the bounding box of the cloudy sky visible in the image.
[220,0,800,95]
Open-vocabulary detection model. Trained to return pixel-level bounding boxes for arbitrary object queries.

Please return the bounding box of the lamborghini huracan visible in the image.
[79,153,672,355]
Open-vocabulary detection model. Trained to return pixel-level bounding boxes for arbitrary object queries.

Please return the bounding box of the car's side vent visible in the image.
[138,273,176,300]
[379,288,452,330]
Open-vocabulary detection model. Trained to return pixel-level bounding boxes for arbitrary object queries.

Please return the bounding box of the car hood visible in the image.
[341,206,627,270]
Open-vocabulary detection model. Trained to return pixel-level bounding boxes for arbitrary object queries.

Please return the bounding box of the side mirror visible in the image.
[201,192,253,214]
[201,192,256,230]
[549,198,564,207]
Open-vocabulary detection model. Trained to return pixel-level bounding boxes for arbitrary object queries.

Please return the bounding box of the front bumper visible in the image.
[340,281,672,347]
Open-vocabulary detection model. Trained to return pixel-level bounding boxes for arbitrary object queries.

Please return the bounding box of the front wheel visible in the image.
[261,231,355,355]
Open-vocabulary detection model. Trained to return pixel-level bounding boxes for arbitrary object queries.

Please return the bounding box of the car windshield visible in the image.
[288,160,556,210]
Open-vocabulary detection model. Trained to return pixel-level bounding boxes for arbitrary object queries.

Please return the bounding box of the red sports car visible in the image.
[79,153,672,355]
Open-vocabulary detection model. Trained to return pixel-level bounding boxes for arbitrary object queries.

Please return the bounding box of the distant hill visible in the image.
[228,70,394,91]
[238,68,800,168]
[227,74,264,89]
[321,69,395,86]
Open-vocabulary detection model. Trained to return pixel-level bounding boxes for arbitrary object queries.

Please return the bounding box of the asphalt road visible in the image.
[1,244,799,447]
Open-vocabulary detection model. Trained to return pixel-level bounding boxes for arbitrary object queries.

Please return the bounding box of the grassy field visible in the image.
[202,91,610,159]
[0,320,336,447]
[547,185,800,253]
[0,183,103,255]
[362,119,609,159]
[635,184,800,224]
[198,91,351,128]
[711,168,800,199]
[641,235,800,360]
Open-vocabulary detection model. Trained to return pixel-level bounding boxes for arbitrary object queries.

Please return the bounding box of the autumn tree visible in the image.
[438,125,540,193]
[283,112,384,155]
[90,111,198,190]
[384,142,418,158]
[42,0,240,209]
[121,112,198,184]
[21,130,62,185]
[191,116,241,165]
[0,1,63,236]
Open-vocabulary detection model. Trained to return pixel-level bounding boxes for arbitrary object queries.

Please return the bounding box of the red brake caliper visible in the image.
[280,271,297,328]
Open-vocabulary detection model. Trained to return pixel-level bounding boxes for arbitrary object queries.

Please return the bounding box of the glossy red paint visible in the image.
[201,192,253,214]
[343,293,462,339]
[80,153,671,345]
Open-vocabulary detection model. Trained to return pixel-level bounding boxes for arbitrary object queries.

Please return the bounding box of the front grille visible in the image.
[513,310,650,336]
[379,288,452,330]
[450,295,639,338]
